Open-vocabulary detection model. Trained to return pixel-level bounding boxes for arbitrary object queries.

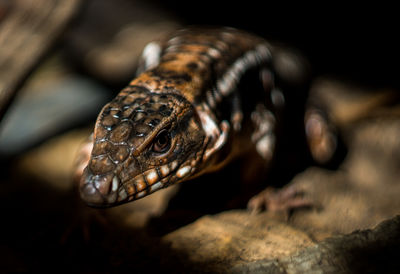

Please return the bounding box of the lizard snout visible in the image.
[79,167,124,207]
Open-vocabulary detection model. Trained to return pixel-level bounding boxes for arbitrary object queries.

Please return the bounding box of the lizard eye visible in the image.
[152,129,171,153]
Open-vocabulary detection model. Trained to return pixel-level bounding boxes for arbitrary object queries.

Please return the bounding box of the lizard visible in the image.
[77,27,310,209]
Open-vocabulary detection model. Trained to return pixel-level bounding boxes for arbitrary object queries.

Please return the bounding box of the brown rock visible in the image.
[163,210,314,272]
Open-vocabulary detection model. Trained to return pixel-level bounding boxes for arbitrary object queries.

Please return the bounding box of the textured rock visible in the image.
[278,79,400,238]
[232,215,400,274]
[0,0,82,120]
[163,210,314,272]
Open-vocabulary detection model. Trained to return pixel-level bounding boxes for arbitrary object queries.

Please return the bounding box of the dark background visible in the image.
[155,1,398,89]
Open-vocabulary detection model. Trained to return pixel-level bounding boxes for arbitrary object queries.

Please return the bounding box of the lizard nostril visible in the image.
[80,181,104,205]
[79,168,121,207]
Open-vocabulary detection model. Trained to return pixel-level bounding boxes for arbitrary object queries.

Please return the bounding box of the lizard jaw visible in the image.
[79,158,199,207]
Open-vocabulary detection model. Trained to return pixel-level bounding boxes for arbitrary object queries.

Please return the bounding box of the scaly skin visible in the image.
[79,27,281,207]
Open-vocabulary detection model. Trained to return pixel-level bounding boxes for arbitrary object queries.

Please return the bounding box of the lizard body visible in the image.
[79,27,298,207]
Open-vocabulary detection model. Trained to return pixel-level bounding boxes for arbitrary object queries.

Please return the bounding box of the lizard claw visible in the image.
[247,184,314,215]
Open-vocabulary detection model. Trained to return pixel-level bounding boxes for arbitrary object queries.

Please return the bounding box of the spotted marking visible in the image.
[135,176,147,192]
[160,165,170,177]
[145,169,159,185]
[176,166,191,178]
[169,160,178,171]
[112,176,119,192]
[150,181,163,192]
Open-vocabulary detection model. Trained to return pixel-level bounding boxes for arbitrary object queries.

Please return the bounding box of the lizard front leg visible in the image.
[196,103,230,162]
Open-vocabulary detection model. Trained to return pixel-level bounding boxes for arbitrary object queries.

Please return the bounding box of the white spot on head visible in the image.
[170,160,178,171]
[145,169,159,185]
[112,176,119,192]
[142,42,161,70]
[160,165,170,177]
[176,166,191,178]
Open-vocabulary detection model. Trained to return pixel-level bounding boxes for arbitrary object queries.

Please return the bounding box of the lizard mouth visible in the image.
[121,160,180,201]
[79,158,197,207]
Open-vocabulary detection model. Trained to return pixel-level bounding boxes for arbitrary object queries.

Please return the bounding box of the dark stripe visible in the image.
[155,166,163,179]
[149,67,192,83]
[126,85,151,94]
[142,174,150,194]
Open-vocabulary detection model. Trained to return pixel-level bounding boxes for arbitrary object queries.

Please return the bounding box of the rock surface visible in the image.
[163,210,314,272]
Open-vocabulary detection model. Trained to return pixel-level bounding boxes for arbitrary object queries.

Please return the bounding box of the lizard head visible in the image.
[79,86,207,207]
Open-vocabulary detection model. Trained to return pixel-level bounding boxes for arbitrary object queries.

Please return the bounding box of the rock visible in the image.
[0,0,82,120]
[162,210,400,273]
[0,74,111,157]
[233,215,400,274]
[163,210,314,272]
[64,0,179,84]
[276,78,400,238]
